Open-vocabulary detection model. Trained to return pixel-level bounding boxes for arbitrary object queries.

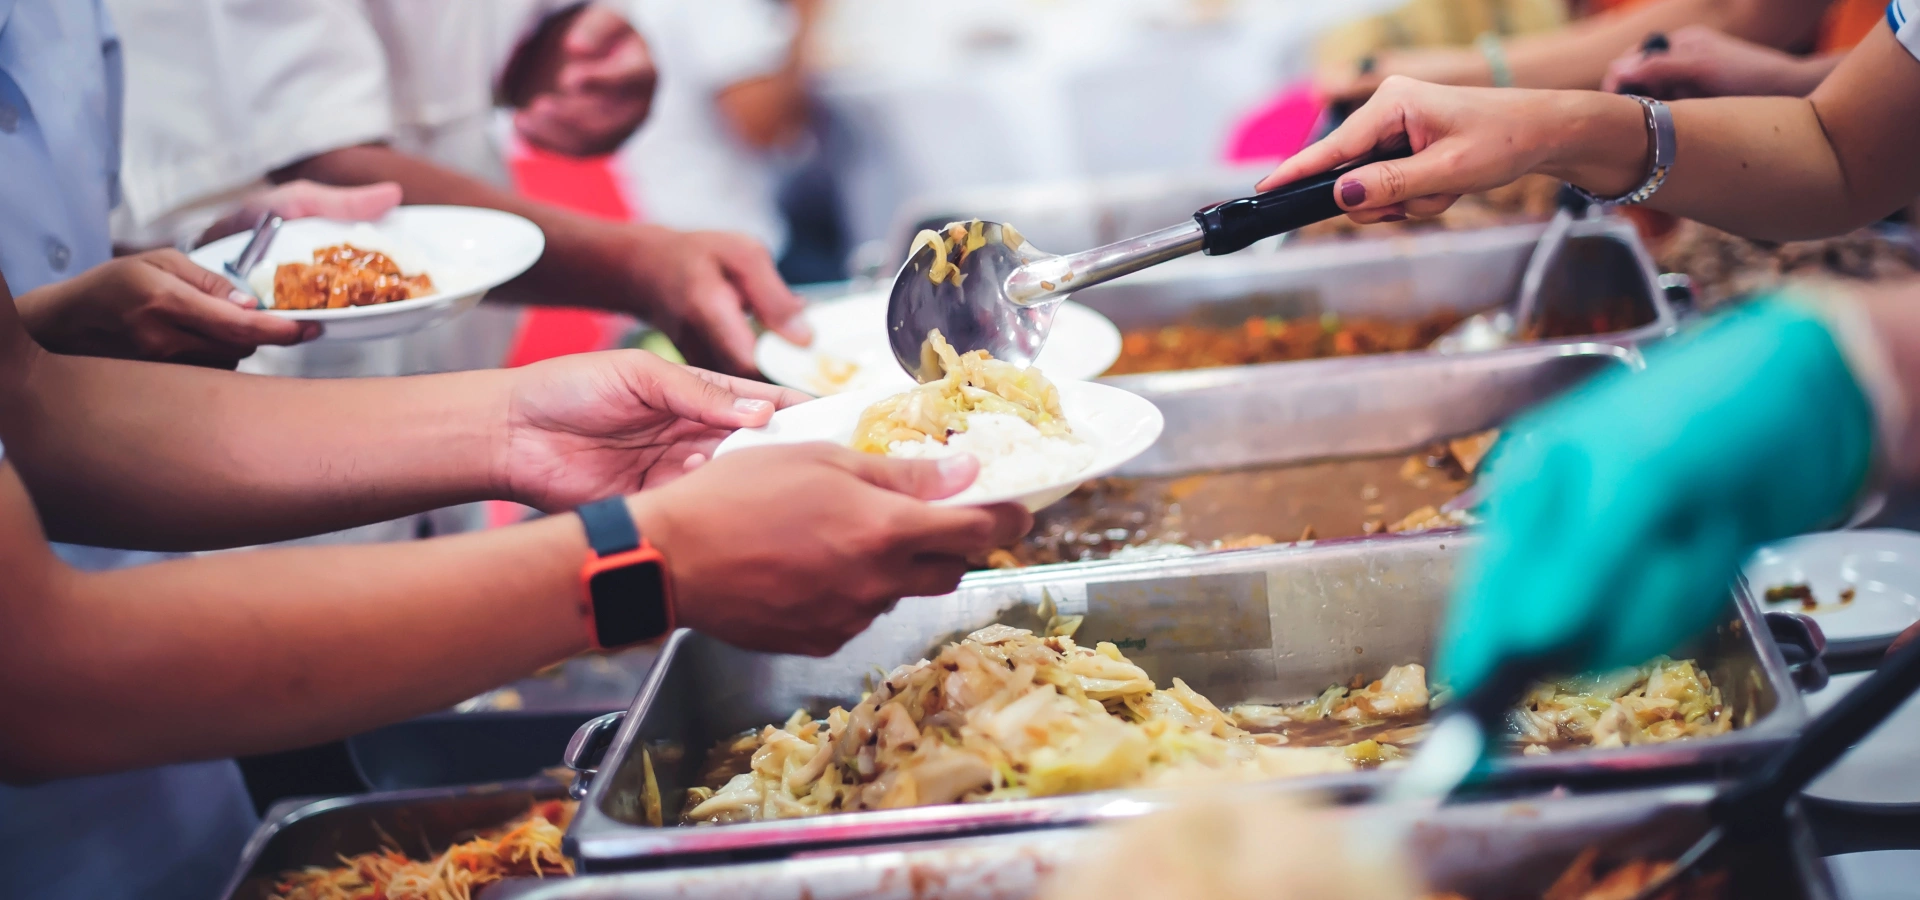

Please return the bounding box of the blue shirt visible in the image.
[0,2,258,898]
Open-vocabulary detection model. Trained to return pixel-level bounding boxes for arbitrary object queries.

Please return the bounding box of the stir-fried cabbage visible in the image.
[682,626,1352,825]
[851,331,1073,454]
[1511,656,1730,751]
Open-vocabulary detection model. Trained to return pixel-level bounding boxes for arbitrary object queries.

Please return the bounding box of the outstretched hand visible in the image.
[500,349,809,510]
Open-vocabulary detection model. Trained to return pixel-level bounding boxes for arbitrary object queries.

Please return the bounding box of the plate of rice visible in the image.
[754,289,1121,395]
[188,206,544,342]
[717,332,1162,511]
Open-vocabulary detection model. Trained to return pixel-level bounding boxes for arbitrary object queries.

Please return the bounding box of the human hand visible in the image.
[507,3,656,157]
[1439,296,1877,698]
[197,180,404,246]
[500,349,808,509]
[15,249,315,368]
[1257,76,1648,226]
[622,225,812,376]
[1316,47,1494,105]
[1602,27,1833,100]
[626,444,1034,655]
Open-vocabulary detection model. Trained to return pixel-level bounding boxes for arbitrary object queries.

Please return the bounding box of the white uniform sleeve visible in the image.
[1892,0,1920,61]
[109,0,394,231]
[633,0,789,92]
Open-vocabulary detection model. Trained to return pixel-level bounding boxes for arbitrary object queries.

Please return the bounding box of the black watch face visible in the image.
[589,560,669,646]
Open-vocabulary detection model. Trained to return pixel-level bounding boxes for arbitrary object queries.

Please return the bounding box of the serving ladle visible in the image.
[887,144,1412,382]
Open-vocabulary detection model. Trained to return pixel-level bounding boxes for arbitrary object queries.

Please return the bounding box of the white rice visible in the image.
[886,412,1096,502]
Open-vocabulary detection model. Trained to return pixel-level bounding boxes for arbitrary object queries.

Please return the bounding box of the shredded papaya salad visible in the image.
[269,799,576,900]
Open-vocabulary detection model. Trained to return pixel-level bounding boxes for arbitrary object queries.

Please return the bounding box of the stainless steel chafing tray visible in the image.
[998,341,1635,568]
[1075,216,1677,375]
[564,533,1813,871]
[512,785,1835,899]
[217,776,569,900]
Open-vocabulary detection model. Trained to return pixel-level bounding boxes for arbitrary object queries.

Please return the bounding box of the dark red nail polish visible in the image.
[1381,213,1408,222]
[1339,180,1366,207]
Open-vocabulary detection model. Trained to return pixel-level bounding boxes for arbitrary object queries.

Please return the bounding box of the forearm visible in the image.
[1505,0,1755,90]
[277,145,658,314]
[0,489,592,781]
[5,347,515,550]
[717,69,811,150]
[1538,31,1920,241]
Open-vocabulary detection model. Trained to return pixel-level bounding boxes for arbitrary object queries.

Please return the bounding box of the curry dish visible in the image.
[272,244,436,311]
[675,626,1730,826]
[1108,310,1468,376]
[988,432,1495,570]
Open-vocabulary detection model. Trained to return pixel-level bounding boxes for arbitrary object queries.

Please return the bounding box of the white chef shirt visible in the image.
[1892,0,1920,59]
[0,5,260,899]
[110,0,574,538]
[617,0,793,254]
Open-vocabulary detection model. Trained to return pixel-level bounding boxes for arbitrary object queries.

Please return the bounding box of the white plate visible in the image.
[755,290,1122,395]
[713,380,1163,511]
[1743,529,1920,654]
[188,206,544,343]
[1804,672,1920,808]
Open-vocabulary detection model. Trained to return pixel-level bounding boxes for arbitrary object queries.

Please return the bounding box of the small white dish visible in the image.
[189,206,544,343]
[1804,672,1920,809]
[755,290,1122,395]
[713,381,1163,511]
[1743,528,1920,655]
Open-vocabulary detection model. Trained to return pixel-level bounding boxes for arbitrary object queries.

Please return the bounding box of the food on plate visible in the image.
[1106,310,1468,375]
[268,799,575,900]
[681,627,1732,825]
[1656,219,1920,310]
[271,243,436,310]
[990,433,1493,569]
[853,330,1093,502]
[906,219,1025,287]
[1763,581,1856,613]
[812,353,862,394]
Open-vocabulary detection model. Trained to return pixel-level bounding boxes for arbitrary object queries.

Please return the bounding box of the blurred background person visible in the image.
[1317,0,1881,102]
[108,0,809,397]
[608,0,844,284]
[106,0,810,545]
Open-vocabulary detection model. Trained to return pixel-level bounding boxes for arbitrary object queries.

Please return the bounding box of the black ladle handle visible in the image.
[1193,143,1415,256]
[1718,632,1920,827]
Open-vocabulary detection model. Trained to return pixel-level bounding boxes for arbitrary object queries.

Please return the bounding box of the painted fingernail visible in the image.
[1381,213,1408,222]
[734,397,772,414]
[228,290,255,307]
[1339,180,1367,207]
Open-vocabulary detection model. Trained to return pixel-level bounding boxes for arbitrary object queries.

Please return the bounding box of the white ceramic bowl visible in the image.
[1743,528,1920,654]
[755,290,1122,395]
[714,380,1164,511]
[188,206,545,343]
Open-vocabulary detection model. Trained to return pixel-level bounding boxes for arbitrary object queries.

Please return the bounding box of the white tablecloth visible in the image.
[810,0,1405,249]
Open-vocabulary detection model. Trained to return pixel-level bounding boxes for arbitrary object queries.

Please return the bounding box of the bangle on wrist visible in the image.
[1475,33,1513,88]
[1568,94,1674,207]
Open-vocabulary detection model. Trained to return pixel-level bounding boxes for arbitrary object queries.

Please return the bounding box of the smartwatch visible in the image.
[576,497,674,649]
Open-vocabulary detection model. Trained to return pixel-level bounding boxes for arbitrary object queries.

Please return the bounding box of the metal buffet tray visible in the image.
[1074,215,1678,375]
[565,532,1814,871]
[218,777,570,900]
[505,785,1838,900]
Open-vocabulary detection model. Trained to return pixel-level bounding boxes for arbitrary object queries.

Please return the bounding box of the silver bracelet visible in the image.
[1569,94,1675,206]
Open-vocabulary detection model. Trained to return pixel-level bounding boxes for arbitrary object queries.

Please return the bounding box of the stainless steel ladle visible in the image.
[886,144,1412,382]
